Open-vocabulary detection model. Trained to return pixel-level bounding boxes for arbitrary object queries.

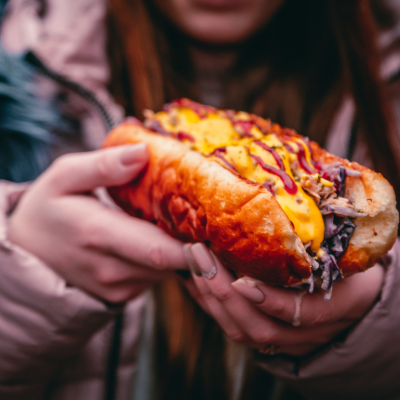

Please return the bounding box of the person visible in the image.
[0,0,399,399]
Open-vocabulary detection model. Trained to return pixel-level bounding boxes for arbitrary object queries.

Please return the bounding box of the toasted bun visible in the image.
[103,121,398,286]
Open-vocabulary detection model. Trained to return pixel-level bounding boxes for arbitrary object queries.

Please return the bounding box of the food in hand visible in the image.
[103,99,398,297]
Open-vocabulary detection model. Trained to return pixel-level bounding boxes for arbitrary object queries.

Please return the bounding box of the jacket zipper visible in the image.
[24,51,116,132]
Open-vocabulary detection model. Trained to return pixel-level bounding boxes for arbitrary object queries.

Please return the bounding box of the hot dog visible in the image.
[103,99,398,297]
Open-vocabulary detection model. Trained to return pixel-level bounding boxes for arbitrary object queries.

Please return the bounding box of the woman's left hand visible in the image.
[184,243,384,356]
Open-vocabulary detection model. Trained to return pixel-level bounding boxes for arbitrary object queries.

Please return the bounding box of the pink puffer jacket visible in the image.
[2,1,400,400]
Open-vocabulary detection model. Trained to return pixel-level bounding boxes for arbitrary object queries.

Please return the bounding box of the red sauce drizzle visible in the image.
[282,135,315,174]
[223,111,254,137]
[177,131,195,142]
[145,119,196,143]
[251,154,297,195]
[281,141,295,154]
[163,98,216,119]
[254,140,284,169]
[213,148,237,172]
[232,120,254,137]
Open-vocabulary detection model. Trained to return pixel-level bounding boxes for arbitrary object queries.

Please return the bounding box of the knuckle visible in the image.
[197,285,212,298]
[147,243,166,270]
[309,305,334,326]
[250,329,275,345]
[77,218,105,249]
[214,286,234,303]
[96,153,114,182]
[267,299,288,317]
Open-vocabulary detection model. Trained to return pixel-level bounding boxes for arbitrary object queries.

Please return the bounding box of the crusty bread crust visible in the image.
[104,122,311,285]
[103,122,398,285]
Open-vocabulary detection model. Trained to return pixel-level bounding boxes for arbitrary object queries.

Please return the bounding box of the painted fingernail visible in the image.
[120,143,149,166]
[232,277,265,303]
[183,244,202,277]
[190,243,217,279]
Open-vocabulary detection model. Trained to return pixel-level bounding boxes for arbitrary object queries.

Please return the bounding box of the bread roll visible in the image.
[103,99,398,289]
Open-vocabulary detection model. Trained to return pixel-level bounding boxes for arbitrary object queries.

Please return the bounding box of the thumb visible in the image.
[44,143,149,195]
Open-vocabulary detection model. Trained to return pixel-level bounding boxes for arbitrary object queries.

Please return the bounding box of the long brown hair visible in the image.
[107,1,399,398]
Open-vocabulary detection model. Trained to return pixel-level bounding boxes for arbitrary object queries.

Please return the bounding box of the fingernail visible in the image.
[232,277,265,303]
[120,143,149,166]
[190,243,217,279]
[183,244,202,277]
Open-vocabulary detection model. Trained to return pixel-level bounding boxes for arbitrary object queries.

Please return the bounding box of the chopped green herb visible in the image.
[317,175,321,183]
[356,208,363,213]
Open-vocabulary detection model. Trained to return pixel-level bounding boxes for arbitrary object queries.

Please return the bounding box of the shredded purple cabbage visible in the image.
[308,215,356,293]
[309,273,315,293]
[320,204,367,217]
[334,166,347,197]
[306,162,364,296]
[324,217,356,261]
[324,214,336,238]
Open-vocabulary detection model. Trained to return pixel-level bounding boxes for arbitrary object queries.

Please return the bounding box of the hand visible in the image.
[8,144,188,304]
[184,243,384,356]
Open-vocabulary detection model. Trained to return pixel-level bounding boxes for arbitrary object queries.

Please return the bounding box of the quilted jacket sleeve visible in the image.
[0,180,117,399]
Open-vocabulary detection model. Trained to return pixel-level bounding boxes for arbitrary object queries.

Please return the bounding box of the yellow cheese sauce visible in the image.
[147,103,327,252]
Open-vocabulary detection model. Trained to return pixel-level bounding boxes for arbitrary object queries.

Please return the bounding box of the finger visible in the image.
[54,248,175,292]
[89,250,177,285]
[189,243,281,343]
[79,205,189,271]
[232,277,309,325]
[188,243,360,350]
[54,194,188,272]
[183,278,211,314]
[192,273,252,344]
[188,244,345,347]
[232,264,384,328]
[43,144,149,195]
[187,247,251,343]
[92,279,163,304]
[273,343,322,356]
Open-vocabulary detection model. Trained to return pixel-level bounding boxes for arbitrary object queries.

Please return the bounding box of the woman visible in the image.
[0,0,399,399]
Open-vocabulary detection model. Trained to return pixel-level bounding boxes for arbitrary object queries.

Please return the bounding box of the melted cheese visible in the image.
[150,106,326,252]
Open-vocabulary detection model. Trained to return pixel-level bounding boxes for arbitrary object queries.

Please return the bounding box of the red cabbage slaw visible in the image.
[309,164,364,300]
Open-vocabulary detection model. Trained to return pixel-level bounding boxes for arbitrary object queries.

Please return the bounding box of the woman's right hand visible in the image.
[7,144,188,304]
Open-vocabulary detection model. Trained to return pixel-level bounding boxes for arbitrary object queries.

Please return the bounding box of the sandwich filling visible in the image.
[142,98,366,295]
